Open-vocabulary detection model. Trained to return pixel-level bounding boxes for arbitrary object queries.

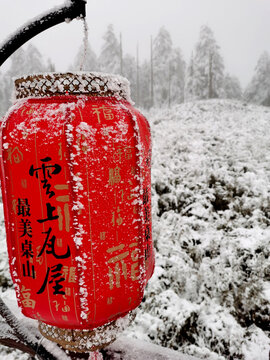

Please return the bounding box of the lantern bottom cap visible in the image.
[38,311,136,353]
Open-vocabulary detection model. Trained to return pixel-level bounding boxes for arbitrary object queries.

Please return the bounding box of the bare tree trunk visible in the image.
[150,36,154,107]
[168,61,172,108]
[136,43,140,106]
[208,52,213,99]
[120,33,123,76]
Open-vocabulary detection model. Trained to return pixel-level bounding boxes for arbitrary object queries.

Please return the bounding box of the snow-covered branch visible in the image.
[0,297,64,360]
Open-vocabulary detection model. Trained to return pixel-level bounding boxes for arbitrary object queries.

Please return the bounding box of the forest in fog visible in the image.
[0,24,270,115]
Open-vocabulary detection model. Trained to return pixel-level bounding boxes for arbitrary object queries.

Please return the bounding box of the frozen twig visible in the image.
[0,297,62,360]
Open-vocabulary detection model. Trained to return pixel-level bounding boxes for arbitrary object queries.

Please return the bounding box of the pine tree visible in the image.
[9,45,46,77]
[192,25,225,100]
[1,45,51,116]
[153,27,185,107]
[122,54,136,102]
[0,73,11,116]
[244,51,270,106]
[150,36,154,108]
[185,53,196,101]
[1,48,28,115]
[140,60,151,109]
[136,44,140,106]
[99,24,120,74]
[153,27,173,106]
[223,73,242,100]
[8,47,27,78]
[47,58,56,72]
[25,44,46,74]
[0,72,6,116]
[169,48,185,105]
[72,42,98,71]
[120,33,123,75]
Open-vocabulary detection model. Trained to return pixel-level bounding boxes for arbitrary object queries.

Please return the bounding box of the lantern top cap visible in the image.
[14,72,132,102]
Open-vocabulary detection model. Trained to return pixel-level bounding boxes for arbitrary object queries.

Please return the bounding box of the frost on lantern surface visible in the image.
[0,72,155,330]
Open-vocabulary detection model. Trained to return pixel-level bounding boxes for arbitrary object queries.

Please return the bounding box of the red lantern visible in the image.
[0,73,154,351]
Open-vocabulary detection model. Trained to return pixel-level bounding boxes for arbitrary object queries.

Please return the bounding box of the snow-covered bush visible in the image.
[0,99,269,359]
[126,100,270,360]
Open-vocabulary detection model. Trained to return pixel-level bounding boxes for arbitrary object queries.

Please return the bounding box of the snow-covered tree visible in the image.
[1,48,27,115]
[169,48,185,105]
[244,51,270,106]
[185,53,196,102]
[47,58,56,72]
[8,47,27,78]
[153,27,173,106]
[99,24,120,74]
[2,45,47,114]
[153,27,173,64]
[0,72,7,116]
[71,42,98,71]
[8,44,48,77]
[122,54,137,102]
[0,72,13,116]
[223,73,242,100]
[25,44,47,74]
[191,25,225,100]
[140,60,151,109]
[153,27,185,107]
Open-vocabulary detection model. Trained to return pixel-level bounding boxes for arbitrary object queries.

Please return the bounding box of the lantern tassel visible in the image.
[89,351,103,360]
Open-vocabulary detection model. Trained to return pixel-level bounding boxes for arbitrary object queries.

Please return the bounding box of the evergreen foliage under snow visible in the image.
[186,25,224,101]
[1,24,267,114]
[244,51,270,106]
[99,24,121,75]
[124,100,270,360]
[0,100,269,359]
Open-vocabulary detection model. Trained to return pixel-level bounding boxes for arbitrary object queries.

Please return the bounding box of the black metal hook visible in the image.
[0,0,87,68]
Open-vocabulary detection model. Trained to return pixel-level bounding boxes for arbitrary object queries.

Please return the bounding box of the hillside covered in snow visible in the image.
[126,100,270,360]
[0,99,269,359]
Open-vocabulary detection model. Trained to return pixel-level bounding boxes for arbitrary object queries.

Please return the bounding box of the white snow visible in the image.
[0,99,269,359]
[123,100,270,360]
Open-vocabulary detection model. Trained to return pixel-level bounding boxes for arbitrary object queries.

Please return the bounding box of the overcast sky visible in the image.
[0,0,270,87]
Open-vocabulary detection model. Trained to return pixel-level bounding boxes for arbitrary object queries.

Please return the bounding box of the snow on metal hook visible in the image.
[0,0,87,68]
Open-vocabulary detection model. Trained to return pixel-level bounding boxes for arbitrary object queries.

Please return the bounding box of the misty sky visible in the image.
[0,0,269,87]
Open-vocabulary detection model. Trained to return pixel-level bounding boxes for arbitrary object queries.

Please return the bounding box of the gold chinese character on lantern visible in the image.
[54,184,71,232]
[92,105,115,123]
[21,286,36,309]
[107,242,139,290]
[111,207,123,226]
[7,147,23,164]
[108,166,121,186]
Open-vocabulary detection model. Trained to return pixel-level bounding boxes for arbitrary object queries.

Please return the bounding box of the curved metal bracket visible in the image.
[0,0,86,68]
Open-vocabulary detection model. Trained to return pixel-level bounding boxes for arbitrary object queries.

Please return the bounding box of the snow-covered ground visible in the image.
[0,99,269,359]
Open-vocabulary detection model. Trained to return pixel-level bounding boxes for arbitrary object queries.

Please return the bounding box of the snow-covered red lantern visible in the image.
[0,73,154,351]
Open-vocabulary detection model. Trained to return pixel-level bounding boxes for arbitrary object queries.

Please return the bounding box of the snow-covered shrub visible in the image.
[0,100,269,359]
[127,100,270,360]
[0,206,12,290]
